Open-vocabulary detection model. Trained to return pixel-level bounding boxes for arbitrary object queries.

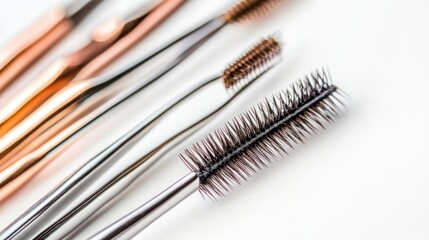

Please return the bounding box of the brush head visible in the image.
[223,0,286,23]
[223,36,281,89]
[180,68,347,199]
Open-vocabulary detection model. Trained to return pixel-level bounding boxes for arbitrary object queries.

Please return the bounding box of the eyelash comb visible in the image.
[0,36,281,240]
[89,68,347,239]
[0,0,286,165]
[0,0,103,92]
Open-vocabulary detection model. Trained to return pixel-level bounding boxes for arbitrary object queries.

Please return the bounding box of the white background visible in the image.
[1,0,429,239]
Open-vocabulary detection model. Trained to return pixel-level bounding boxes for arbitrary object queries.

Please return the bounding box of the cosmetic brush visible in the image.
[0,0,186,136]
[0,0,103,92]
[31,37,280,240]
[0,0,284,171]
[0,36,281,240]
[89,68,347,239]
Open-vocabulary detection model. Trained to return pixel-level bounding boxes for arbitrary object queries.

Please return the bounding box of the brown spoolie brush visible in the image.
[90,68,347,239]
[223,0,285,23]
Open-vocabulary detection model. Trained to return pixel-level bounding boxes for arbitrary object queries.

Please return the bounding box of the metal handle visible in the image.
[75,0,187,81]
[90,172,199,240]
[0,81,89,162]
[32,78,223,239]
[0,16,123,132]
[0,75,216,239]
[0,16,225,240]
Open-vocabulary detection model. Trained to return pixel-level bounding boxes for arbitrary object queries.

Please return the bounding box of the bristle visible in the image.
[180,68,346,200]
[223,0,285,23]
[223,36,281,89]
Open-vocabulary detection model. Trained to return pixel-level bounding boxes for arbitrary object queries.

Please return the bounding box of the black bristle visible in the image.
[180,68,346,200]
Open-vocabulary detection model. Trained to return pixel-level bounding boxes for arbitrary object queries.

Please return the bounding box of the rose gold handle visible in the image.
[0,0,187,131]
[0,19,124,133]
[0,102,79,168]
[0,62,73,136]
[0,81,90,165]
[0,144,65,203]
[76,0,188,80]
[0,8,74,92]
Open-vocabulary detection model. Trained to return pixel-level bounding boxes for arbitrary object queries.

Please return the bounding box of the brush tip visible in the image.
[223,36,281,89]
[223,0,285,23]
[181,68,346,200]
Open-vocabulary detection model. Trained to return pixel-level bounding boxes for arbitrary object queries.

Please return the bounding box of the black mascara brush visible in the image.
[90,68,347,239]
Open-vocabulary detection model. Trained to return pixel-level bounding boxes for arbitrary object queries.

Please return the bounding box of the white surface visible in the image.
[1,0,429,239]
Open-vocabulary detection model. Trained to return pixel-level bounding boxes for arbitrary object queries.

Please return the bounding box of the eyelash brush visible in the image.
[0,0,284,174]
[0,0,186,136]
[0,36,281,240]
[88,68,347,239]
[0,0,103,92]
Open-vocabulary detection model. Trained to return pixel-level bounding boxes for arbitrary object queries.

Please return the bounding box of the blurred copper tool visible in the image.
[0,0,103,92]
[0,0,186,137]
[0,0,284,167]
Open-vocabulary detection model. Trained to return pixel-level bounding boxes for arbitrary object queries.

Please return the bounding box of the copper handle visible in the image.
[0,0,187,148]
[0,61,73,136]
[0,9,74,92]
[0,0,186,131]
[0,144,66,203]
[0,18,124,133]
[0,102,78,168]
[0,81,90,165]
[76,0,188,80]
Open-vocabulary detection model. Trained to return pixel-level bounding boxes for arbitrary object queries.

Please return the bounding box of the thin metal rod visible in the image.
[90,172,199,240]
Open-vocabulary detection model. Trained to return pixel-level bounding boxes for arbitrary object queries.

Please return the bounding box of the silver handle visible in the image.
[0,16,224,240]
[33,77,221,239]
[89,172,199,240]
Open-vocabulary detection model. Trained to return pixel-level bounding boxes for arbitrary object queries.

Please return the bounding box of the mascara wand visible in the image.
[90,68,347,239]
[0,36,281,240]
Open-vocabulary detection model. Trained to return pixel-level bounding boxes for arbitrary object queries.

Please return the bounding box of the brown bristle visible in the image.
[223,0,285,23]
[223,36,281,89]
